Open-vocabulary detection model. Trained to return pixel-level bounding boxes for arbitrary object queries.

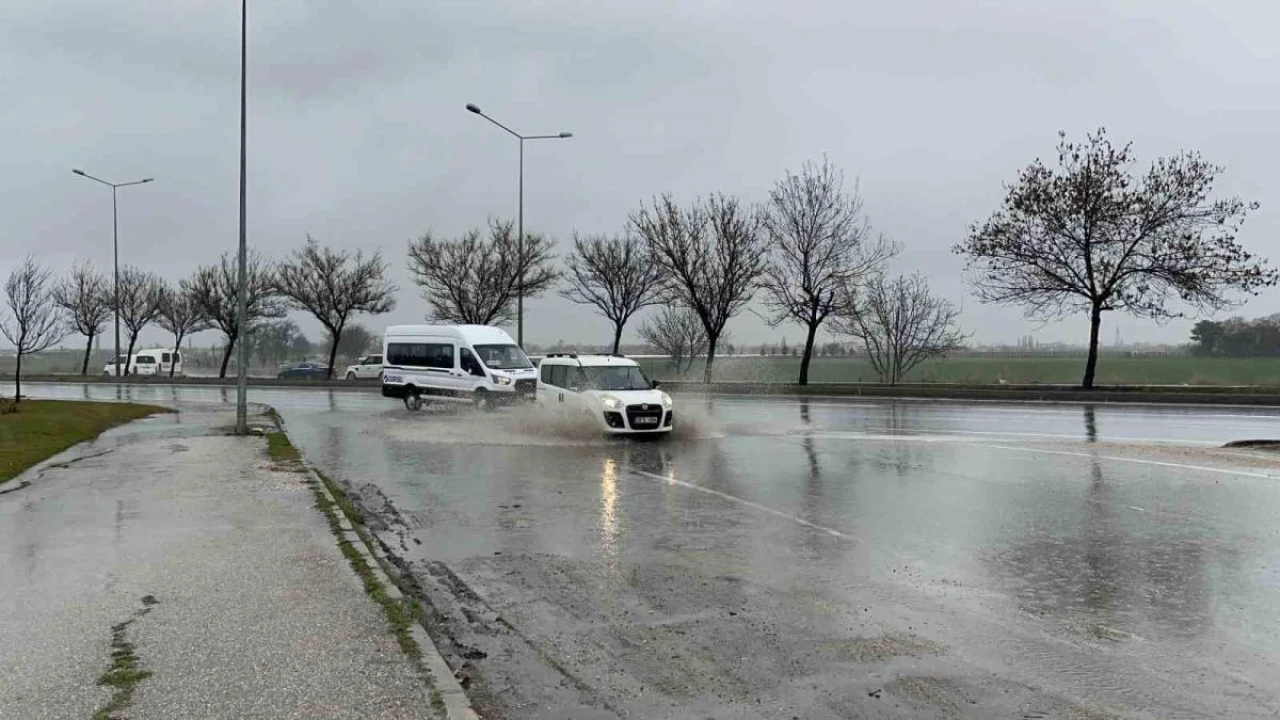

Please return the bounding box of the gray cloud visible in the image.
[3,0,1279,352]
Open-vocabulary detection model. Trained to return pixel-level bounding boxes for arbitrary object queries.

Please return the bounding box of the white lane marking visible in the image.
[628,469,862,544]
[936,429,1221,445]
[977,444,1280,480]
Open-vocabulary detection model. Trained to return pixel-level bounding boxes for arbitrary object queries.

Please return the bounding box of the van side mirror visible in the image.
[650,380,661,389]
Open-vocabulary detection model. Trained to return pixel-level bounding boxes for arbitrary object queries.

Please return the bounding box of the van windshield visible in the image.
[580,366,652,391]
[474,344,532,370]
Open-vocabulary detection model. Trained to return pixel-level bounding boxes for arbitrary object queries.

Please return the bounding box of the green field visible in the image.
[0,400,170,484]
[637,355,1280,386]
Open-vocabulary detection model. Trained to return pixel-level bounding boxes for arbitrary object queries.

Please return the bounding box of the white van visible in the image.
[381,325,538,411]
[537,354,674,435]
[102,348,183,377]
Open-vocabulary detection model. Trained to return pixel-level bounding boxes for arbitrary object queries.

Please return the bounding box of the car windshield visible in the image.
[474,344,532,370]
[579,365,652,391]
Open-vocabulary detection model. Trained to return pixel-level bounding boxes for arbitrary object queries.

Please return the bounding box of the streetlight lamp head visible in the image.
[72,169,86,176]
[141,178,154,183]
[466,103,482,114]
[559,132,573,138]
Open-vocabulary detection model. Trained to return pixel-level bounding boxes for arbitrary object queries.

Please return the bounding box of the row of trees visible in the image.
[410,127,1277,389]
[1,238,396,399]
[1189,316,1280,357]
[411,158,965,385]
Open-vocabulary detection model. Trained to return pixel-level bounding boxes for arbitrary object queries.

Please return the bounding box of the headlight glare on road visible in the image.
[661,392,673,409]
[601,394,623,411]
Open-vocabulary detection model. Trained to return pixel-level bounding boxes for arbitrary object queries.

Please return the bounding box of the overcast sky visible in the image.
[3,0,1279,352]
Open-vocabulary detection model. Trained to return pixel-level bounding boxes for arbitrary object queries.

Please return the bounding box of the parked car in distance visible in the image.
[277,362,330,380]
[102,349,183,377]
[344,354,383,380]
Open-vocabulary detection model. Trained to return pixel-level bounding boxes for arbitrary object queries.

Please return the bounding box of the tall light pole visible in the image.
[235,0,249,434]
[465,103,571,347]
[71,169,153,378]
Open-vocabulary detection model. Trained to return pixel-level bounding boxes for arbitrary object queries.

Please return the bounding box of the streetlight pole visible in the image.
[235,0,249,434]
[72,169,153,378]
[465,103,571,347]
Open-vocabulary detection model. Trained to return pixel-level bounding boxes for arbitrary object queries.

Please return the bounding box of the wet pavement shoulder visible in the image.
[0,407,439,719]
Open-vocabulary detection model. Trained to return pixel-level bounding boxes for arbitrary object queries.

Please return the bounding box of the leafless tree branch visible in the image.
[407,218,559,328]
[2,256,67,401]
[157,280,212,377]
[559,232,664,353]
[52,260,111,375]
[187,251,285,378]
[955,128,1277,387]
[275,236,397,378]
[760,157,900,384]
[831,273,965,385]
[638,306,708,375]
[630,193,766,382]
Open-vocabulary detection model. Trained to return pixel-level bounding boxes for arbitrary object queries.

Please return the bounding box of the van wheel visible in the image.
[472,389,494,412]
[404,390,424,412]
[346,371,357,381]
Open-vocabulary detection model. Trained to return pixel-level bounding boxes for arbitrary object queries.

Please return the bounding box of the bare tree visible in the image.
[112,266,165,369]
[631,194,766,383]
[52,260,111,375]
[1,256,66,401]
[832,273,964,385]
[188,251,285,378]
[407,219,558,327]
[760,158,899,385]
[559,232,665,354]
[638,306,708,375]
[955,128,1278,388]
[157,280,212,377]
[275,237,396,378]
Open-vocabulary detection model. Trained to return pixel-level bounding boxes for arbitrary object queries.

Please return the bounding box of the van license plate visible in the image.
[634,416,659,425]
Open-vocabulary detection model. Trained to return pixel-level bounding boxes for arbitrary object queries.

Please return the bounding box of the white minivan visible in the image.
[103,348,183,377]
[381,325,538,411]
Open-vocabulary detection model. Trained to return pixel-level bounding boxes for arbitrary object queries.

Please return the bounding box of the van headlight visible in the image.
[661,392,673,409]
[600,394,623,411]
[491,375,513,386]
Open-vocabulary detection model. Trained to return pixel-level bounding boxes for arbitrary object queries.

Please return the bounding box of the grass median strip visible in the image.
[0,400,171,485]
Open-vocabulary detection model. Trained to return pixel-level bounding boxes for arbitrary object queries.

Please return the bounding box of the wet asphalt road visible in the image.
[21,383,1280,719]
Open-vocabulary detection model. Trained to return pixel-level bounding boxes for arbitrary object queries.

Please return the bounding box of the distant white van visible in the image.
[103,348,183,377]
[381,325,538,411]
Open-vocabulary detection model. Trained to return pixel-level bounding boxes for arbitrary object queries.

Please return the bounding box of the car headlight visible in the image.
[661,392,673,409]
[491,374,513,386]
[600,394,623,411]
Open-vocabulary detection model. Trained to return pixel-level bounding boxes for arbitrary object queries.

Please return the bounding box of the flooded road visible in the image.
[22,384,1280,718]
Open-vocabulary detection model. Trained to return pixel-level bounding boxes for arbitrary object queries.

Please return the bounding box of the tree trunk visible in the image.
[81,334,94,376]
[325,327,341,380]
[124,334,140,376]
[703,334,719,384]
[170,333,184,377]
[14,351,22,403]
[1082,304,1103,389]
[611,324,623,355]
[798,321,819,386]
[219,338,236,379]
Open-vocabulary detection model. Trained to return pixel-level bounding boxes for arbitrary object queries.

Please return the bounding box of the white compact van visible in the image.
[536,354,673,435]
[103,348,183,377]
[381,325,538,411]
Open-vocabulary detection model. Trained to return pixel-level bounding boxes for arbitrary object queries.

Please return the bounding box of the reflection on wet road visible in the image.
[23,384,1280,718]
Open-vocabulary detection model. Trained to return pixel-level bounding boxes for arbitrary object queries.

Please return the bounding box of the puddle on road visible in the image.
[385,403,727,446]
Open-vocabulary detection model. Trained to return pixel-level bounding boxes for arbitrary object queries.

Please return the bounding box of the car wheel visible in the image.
[346,371,357,381]
[404,390,423,412]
